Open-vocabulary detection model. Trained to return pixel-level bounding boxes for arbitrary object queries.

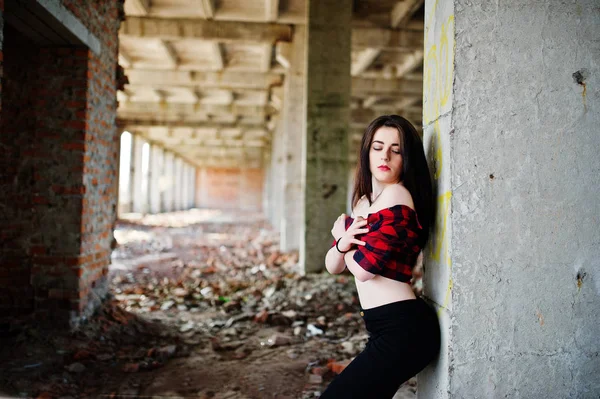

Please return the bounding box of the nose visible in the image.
[382,150,390,161]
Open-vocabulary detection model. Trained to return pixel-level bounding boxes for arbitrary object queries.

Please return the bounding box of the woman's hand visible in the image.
[331,213,349,240]
[332,215,369,252]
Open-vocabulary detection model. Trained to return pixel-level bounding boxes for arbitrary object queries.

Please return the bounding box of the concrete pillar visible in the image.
[163,152,175,212]
[303,0,352,272]
[172,157,179,211]
[174,157,183,211]
[149,144,163,214]
[281,25,306,252]
[131,134,145,213]
[186,164,193,209]
[181,161,187,210]
[181,163,188,210]
[191,166,197,208]
[185,165,191,208]
[197,168,208,208]
[420,2,600,398]
[118,132,133,214]
[262,152,271,217]
[268,117,286,227]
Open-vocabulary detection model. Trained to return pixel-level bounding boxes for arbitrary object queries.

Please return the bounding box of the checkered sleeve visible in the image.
[351,206,422,283]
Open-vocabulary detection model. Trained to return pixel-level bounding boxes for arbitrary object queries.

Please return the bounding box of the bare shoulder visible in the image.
[374,184,415,211]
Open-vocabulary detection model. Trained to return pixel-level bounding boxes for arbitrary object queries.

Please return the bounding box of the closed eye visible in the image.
[373,147,401,154]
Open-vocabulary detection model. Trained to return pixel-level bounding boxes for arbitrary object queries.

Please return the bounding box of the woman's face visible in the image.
[369,126,403,184]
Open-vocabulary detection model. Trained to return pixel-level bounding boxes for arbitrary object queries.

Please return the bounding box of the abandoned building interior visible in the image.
[0,0,598,398]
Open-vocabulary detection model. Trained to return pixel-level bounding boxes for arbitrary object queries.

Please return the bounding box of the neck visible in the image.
[371,179,394,202]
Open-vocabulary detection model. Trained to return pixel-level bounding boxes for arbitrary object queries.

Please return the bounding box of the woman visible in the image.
[321,115,440,398]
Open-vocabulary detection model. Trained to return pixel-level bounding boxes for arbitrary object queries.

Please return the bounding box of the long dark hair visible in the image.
[352,115,433,245]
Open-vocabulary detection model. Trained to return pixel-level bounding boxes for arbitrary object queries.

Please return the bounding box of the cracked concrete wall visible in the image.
[422,1,600,397]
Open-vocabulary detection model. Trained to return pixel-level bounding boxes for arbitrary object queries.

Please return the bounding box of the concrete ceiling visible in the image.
[117,0,425,169]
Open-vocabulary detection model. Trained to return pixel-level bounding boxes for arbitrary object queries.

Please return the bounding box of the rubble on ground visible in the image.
[0,209,416,398]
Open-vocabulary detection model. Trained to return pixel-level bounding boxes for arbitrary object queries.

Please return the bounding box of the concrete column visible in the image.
[131,134,145,213]
[181,163,188,210]
[163,152,175,212]
[149,144,163,214]
[118,132,133,215]
[181,161,187,210]
[262,153,271,217]
[303,0,352,272]
[186,164,194,208]
[420,2,600,398]
[172,157,179,211]
[185,165,192,208]
[268,117,286,228]
[281,25,306,252]
[197,168,208,208]
[174,157,184,211]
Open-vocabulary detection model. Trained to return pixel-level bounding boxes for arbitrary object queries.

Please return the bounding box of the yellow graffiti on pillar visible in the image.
[440,15,454,108]
[429,190,451,263]
[423,14,455,124]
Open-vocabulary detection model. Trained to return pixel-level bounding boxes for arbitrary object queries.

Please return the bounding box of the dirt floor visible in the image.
[0,209,417,399]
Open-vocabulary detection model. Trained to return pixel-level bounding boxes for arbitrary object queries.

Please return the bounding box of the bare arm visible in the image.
[325,246,346,275]
[324,214,369,275]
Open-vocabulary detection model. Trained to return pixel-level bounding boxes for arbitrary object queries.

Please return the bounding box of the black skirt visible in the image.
[320,297,441,399]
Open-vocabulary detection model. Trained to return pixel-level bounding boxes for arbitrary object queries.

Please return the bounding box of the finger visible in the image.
[353,220,368,227]
[352,239,367,246]
[349,226,369,235]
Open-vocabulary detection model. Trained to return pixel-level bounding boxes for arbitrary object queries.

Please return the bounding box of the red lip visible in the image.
[378,165,390,171]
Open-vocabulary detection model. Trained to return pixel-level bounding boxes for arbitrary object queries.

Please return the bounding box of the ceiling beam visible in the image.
[210,42,224,70]
[198,0,215,19]
[351,48,381,77]
[395,50,424,77]
[265,0,279,22]
[129,0,151,15]
[117,120,266,130]
[395,96,421,111]
[118,102,272,119]
[159,40,180,68]
[260,43,273,72]
[351,77,422,95]
[275,42,291,69]
[171,140,267,151]
[391,0,424,28]
[124,69,283,90]
[352,27,423,51]
[351,106,421,125]
[118,49,132,68]
[120,17,293,43]
[120,18,417,50]
[362,95,380,109]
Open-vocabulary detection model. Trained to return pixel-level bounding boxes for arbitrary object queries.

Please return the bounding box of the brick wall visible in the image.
[0,1,123,326]
[196,168,264,212]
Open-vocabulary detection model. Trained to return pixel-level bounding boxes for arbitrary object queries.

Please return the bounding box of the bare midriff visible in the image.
[355,276,416,309]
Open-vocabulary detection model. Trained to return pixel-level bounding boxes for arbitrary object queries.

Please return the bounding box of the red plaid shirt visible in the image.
[333,204,423,283]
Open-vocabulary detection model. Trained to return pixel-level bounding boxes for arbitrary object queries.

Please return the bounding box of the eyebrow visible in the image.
[373,140,400,146]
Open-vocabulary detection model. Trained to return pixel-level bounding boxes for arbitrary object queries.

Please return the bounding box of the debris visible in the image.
[65,363,86,374]
[0,209,422,398]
